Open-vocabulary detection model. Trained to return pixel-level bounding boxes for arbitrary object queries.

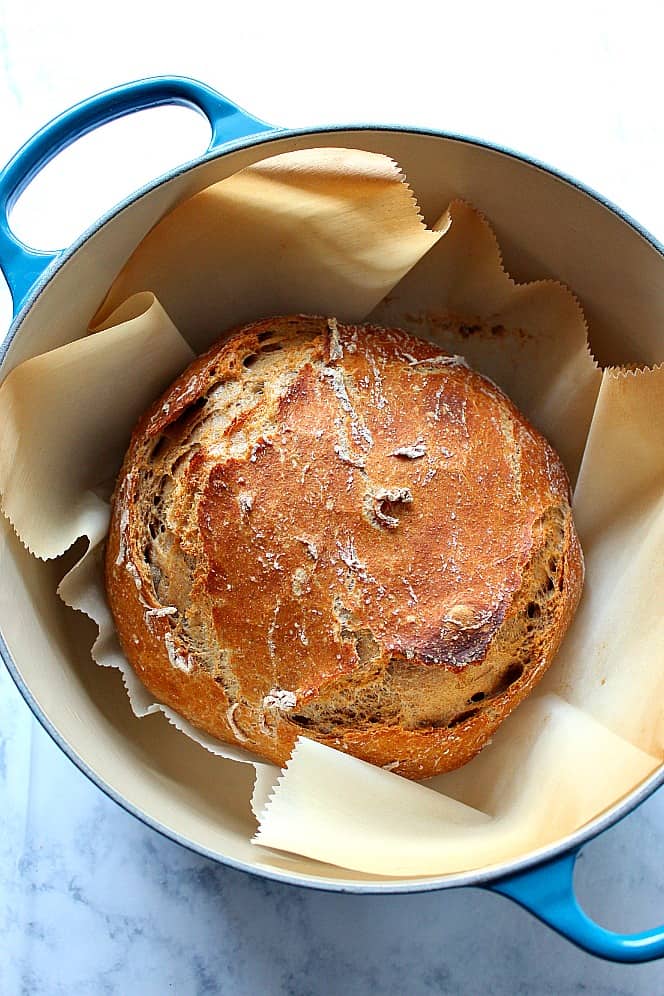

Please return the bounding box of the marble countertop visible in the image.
[2,3,664,993]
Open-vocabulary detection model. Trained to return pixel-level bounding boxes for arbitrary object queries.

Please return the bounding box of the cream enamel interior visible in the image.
[1,128,663,889]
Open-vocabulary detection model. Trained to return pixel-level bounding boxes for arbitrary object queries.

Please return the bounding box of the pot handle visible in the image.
[489,847,664,963]
[0,76,273,314]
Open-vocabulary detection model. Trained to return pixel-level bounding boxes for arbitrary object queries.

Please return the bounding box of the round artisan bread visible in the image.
[105,315,583,780]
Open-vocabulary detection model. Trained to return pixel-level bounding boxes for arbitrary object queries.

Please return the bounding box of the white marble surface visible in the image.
[2,3,664,992]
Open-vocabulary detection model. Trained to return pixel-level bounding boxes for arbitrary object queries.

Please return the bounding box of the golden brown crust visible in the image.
[105,315,583,779]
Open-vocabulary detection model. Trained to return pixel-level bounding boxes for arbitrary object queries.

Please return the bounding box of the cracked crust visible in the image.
[105,315,583,779]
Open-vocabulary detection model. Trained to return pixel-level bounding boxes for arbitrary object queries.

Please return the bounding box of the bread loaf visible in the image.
[105,315,583,779]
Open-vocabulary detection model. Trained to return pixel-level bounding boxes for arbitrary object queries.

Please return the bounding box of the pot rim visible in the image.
[1,121,663,893]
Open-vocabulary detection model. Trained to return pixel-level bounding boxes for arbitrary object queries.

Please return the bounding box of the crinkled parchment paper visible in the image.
[0,148,661,877]
[93,148,444,351]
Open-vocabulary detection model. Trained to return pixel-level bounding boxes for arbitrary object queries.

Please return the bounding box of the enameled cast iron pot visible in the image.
[1,76,662,963]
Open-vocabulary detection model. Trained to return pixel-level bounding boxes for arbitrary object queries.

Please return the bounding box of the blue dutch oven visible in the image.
[0,76,662,963]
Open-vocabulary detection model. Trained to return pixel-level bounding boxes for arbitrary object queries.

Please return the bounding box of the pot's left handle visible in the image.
[489,847,664,963]
[0,76,274,315]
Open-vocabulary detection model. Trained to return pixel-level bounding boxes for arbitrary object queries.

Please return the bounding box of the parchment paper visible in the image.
[540,362,664,756]
[254,696,655,876]
[368,200,601,483]
[0,294,193,559]
[93,148,444,352]
[0,148,661,877]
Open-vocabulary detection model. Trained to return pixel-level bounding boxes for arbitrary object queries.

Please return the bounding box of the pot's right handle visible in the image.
[0,76,274,314]
[489,848,664,963]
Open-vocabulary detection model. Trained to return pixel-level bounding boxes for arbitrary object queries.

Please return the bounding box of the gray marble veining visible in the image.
[2,657,664,995]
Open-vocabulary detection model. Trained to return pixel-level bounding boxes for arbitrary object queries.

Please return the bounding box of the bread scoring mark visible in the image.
[258,711,275,737]
[146,373,206,437]
[164,631,192,672]
[263,688,297,710]
[392,345,418,364]
[389,440,426,459]
[366,351,388,410]
[327,317,343,360]
[337,537,367,577]
[145,605,178,632]
[363,486,413,530]
[226,702,248,742]
[125,560,143,591]
[295,536,319,561]
[334,439,366,468]
[321,365,374,450]
[409,353,469,369]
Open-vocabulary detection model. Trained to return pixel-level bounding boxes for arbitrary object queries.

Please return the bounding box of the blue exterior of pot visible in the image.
[0,76,662,964]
